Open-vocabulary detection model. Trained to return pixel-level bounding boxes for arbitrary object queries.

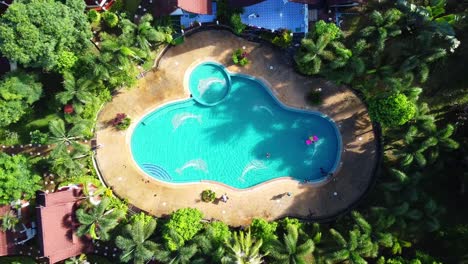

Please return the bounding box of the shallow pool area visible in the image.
[131,62,341,189]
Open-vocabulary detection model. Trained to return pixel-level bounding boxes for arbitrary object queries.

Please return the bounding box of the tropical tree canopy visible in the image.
[163,208,204,250]
[295,21,351,75]
[0,0,91,71]
[115,217,158,264]
[0,153,41,205]
[368,92,416,127]
[0,71,42,127]
[267,224,315,264]
[225,229,266,264]
[76,197,125,241]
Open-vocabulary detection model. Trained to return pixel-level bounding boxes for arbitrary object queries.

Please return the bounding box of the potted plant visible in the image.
[232,48,249,66]
[201,189,216,202]
[111,113,131,130]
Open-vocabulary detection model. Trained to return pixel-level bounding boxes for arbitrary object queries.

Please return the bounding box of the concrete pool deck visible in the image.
[94,30,378,226]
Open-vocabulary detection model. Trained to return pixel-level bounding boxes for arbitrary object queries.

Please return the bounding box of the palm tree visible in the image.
[267,225,315,264]
[56,71,94,112]
[48,119,89,157]
[360,9,403,54]
[295,35,350,75]
[153,229,198,264]
[121,14,172,53]
[115,218,158,264]
[49,149,87,178]
[100,32,147,66]
[225,229,266,264]
[0,210,19,232]
[325,211,400,264]
[377,170,444,234]
[324,39,368,84]
[75,197,125,241]
[192,226,231,264]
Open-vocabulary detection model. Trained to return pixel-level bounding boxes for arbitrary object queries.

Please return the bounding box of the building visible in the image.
[35,187,93,264]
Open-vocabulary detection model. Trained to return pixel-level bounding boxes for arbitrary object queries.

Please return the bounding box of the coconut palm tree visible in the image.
[225,229,266,264]
[115,218,158,264]
[377,170,444,234]
[295,32,351,76]
[192,225,231,264]
[120,14,172,53]
[267,224,315,264]
[324,39,368,84]
[100,32,147,66]
[75,197,125,241]
[56,71,94,112]
[325,211,400,264]
[153,229,198,264]
[360,9,403,54]
[48,119,89,157]
[49,149,87,178]
[0,210,19,232]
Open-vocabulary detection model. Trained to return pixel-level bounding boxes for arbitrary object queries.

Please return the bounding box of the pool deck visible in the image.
[95,30,378,226]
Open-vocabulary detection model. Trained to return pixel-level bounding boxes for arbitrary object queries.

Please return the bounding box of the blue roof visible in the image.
[241,0,308,33]
[180,2,217,28]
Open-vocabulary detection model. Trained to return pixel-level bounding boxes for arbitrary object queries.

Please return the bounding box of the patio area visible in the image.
[94,30,378,226]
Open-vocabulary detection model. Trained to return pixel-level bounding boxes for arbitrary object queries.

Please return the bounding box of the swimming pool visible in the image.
[131,62,342,189]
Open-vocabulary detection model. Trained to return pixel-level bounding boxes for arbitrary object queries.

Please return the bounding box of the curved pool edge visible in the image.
[188,61,232,106]
[130,61,343,189]
[94,30,379,225]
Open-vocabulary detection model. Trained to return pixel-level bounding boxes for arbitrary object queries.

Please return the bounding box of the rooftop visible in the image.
[36,187,93,264]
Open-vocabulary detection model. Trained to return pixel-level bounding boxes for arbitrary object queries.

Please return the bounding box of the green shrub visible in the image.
[29,130,48,144]
[163,208,203,250]
[207,221,231,245]
[272,30,293,48]
[277,217,303,234]
[129,212,155,226]
[232,48,249,66]
[230,13,246,34]
[306,90,322,105]
[201,189,216,202]
[368,92,416,127]
[116,117,131,130]
[102,12,119,28]
[88,9,101,24]
[0,130,19,145]
[250,218,277,243]
[56,51,78,73]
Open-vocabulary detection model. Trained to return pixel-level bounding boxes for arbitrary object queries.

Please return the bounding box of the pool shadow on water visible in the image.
[200,80,334,180]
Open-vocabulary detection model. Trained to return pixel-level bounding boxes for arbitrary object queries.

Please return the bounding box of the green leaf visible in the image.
[400,154,414,167]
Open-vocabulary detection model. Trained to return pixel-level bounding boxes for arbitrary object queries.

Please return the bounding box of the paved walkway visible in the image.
[94,30,377,226]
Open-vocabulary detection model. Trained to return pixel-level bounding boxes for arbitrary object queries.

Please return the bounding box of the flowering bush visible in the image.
[111,113,131,130]
[232,48,249,66]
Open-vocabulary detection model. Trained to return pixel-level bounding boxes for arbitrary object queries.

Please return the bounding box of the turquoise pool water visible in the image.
[131,62,341,189]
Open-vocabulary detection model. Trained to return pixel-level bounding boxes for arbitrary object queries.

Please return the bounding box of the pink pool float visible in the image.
[305,139,312,145]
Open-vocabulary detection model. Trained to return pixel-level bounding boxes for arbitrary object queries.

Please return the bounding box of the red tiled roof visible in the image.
[0,206,16,257]
[36,189,93,264]
[228,0,266,7]
[177,0,212,15]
